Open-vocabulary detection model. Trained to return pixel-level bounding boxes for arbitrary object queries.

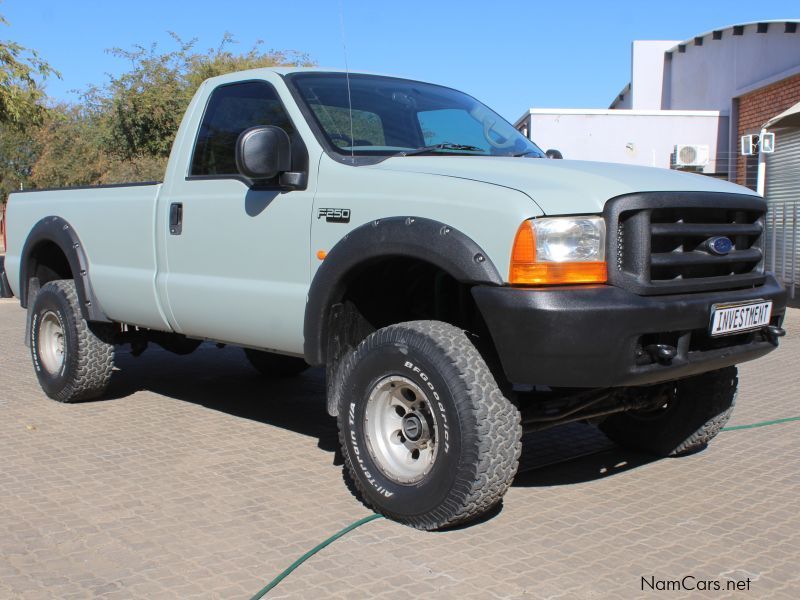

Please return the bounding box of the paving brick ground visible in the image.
[1,298,798,599]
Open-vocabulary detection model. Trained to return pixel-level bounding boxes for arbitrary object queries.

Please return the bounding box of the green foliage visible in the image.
[0,30,315,203]
[0,13,59,127]
[90,32,313,161]
[0,121,37,199]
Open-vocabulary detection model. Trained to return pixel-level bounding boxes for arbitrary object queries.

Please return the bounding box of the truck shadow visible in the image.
[104,343,660,488]
[105,344,340,455]
[512,423,658,487]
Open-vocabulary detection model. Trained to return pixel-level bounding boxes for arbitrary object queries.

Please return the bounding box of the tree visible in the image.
[90,33,314,165]
[0,121,37,199]
[1,9,58,206]
[0,13,58,127]
[3,30,314,197]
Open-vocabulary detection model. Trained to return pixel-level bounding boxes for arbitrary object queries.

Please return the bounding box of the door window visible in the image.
[190,81,296,176]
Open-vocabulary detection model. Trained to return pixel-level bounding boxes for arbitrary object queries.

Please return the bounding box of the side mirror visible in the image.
[545,148,563,159]
[235,126,292,181]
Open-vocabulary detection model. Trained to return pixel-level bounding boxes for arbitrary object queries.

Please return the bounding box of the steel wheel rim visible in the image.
[38,311,66,375]
[364,375,439,484]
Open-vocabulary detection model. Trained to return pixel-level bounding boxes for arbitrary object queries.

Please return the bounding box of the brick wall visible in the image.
[736,73,800,187]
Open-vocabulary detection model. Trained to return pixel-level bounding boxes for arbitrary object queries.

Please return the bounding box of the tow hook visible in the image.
[763,325,786,346]
[645,344,677,365]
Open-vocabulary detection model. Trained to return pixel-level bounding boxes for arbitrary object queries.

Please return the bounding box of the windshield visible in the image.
[288,73,544,158]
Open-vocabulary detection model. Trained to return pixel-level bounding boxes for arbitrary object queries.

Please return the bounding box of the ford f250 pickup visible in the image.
[0,68,787,529]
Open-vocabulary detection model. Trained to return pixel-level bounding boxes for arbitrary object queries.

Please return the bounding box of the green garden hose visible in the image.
[722,415,800,431]
[249,414,799,597]
[249,513,383,599]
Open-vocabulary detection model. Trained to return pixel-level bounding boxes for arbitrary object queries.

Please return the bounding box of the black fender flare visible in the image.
[303,216,503,365]
[19,216,109,323]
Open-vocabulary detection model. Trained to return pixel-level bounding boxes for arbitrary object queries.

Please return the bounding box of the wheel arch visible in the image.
[19,216,109,323]
[303,216,504,366]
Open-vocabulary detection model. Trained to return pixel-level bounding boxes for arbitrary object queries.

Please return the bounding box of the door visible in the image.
[160,80,314,353]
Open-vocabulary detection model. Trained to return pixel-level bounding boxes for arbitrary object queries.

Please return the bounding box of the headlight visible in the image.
[533,217,605,262]
[509,216,607,285]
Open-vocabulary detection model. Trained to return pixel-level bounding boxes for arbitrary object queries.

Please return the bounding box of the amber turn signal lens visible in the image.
[316,250,327,260]
[509,221,607,285]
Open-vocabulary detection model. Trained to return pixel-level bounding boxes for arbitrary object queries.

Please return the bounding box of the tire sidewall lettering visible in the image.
[30,289,74,396]
[342,342,462,515]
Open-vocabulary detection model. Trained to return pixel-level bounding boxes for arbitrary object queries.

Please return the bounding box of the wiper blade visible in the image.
[398,143,486,157]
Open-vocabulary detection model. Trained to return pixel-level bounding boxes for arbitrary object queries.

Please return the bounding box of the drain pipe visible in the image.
[756,127,768,197]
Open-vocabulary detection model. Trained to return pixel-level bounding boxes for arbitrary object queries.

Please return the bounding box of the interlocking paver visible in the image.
[1,300,799,598]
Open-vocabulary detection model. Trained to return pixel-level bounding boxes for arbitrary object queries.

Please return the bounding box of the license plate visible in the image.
[710,300,772,337]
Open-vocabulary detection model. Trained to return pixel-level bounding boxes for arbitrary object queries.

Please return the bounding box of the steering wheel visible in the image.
[483,118,517,149]
[329,133,355,148]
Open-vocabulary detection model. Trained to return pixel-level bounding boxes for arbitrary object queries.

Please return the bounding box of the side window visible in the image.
[417,108,487,151]
[191,81,296,176]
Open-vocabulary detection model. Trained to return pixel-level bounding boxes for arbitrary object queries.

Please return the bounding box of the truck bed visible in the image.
[4,182,170,330]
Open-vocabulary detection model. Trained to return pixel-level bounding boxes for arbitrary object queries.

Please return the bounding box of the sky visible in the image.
[2,0,799,123]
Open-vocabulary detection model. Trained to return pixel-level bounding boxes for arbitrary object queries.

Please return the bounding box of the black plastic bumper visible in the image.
[0,256,13,298]
[472,275,787,388]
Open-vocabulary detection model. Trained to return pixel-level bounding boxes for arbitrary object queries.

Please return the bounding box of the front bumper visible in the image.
[0,256,13,298]
[472,275,787,388]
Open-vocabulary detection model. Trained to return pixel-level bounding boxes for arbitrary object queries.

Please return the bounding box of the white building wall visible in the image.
[614,94,632,109]
[667,23,800,110]
[528,110,728,173]
[631,40,678,109]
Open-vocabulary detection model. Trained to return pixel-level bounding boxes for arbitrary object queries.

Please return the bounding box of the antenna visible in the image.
[338,0,355,161]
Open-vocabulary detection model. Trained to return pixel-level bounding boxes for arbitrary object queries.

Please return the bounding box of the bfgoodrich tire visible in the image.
[29,280,114,403]
[337,320,522,530]
[243,348,309,377]
[600,367,737,457]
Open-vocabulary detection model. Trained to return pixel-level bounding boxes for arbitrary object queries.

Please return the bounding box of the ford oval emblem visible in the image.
[707,236,733,256]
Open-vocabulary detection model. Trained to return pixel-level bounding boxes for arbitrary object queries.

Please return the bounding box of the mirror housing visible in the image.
[545,148,563,159]
[235,126,292,181]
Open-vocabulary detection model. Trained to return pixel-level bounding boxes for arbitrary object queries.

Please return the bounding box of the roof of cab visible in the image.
[200,66,410,87]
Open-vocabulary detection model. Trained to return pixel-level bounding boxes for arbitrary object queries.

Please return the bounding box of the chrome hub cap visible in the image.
[38,311,66,375]
[364,375,439,484]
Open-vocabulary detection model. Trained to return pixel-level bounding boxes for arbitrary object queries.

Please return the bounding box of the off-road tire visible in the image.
[30,280,114,402]
[336,320,522,530]
[600,367,737,457]
[243,348,309,378]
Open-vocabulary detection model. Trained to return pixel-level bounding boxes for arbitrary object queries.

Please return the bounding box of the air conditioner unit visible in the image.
[674,144,710,167]
[760,132,775,153]
[741,135,756,156]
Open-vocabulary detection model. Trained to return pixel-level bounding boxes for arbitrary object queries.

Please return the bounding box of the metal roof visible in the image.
[665,20,800,54]
[765,101,800,129]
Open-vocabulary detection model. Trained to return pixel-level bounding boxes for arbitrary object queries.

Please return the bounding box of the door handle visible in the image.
[169,203,183,235]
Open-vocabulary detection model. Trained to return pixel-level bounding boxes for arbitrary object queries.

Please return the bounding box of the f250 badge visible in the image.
[318,208,351,223]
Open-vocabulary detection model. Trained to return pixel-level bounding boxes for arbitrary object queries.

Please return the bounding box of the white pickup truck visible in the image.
[1,68,787,529]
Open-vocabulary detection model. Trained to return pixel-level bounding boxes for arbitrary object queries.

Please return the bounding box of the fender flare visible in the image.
[303,216,503,365]
[19,216,109,323]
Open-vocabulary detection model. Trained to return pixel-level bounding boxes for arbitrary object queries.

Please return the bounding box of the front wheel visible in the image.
[600,367,738,457]
[336,321,522,530]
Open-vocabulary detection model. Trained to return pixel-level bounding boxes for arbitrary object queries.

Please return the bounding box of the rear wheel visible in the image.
[600,367,737,457]
[337,320,521,530]
[30,280,114,402]
[243,348,309,378]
